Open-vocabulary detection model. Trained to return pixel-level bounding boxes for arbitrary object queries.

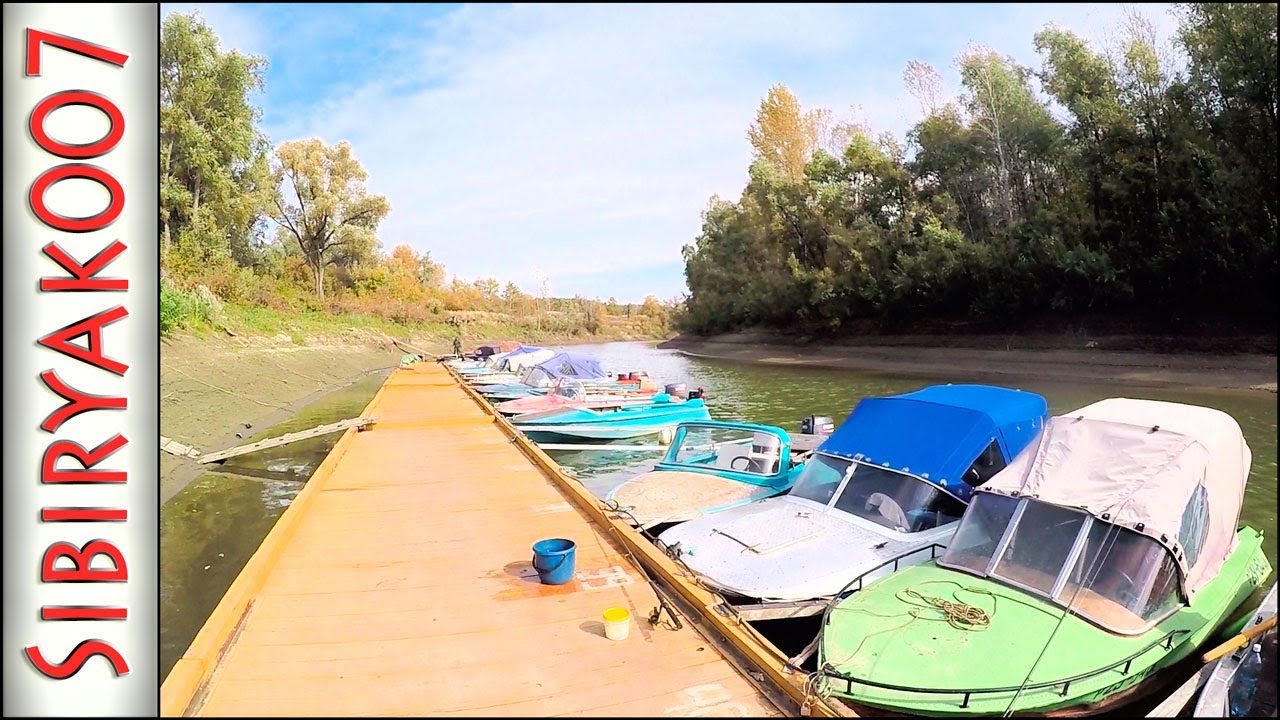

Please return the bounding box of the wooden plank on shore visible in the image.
[196,417,374,464]
[160,435,203,459]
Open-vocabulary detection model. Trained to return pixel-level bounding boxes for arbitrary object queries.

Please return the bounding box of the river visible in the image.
[160,340,1277,689]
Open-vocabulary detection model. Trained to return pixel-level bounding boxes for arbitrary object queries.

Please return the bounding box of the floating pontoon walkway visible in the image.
[162,362,840,717]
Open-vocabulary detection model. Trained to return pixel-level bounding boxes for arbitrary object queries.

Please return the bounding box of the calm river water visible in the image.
[160,341,1278,686]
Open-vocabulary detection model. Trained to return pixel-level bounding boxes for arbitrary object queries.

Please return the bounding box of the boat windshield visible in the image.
[552,381,586,401]
[667,425,785,477]
[939,494,1183,634]
[788,456,966,533]
[523,366,557,387]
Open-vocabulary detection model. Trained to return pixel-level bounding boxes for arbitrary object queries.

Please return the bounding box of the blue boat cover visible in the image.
[535,351,605,380]
[818,384,1048,501]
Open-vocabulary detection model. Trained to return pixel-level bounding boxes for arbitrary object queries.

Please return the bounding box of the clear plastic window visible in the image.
[992,502,1088,594]
[1177,483,1210,568]
[940,492,1020,573]
[788,453,852,505]
[552,381,584,401]
[1057,521,1182,632]
[832,464,967,532]
[940,495,1184,634]
[524,367,556,387]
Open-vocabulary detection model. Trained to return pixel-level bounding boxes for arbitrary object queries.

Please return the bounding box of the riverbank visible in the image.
[660,329,1278,393]
[160,330,408,503]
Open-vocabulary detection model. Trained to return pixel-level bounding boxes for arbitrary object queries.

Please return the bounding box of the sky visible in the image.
[162,3,1182,303]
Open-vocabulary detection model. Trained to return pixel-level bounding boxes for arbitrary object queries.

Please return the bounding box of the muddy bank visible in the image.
[159,329,421,503]
[660,330,1277,392]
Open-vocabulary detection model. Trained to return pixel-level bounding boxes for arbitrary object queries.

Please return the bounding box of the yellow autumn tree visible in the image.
[746,84,819,182]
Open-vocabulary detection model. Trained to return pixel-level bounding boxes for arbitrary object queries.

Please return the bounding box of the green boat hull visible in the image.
[818,527,1272,716]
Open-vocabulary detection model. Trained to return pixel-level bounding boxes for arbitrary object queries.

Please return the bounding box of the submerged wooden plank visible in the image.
[161,363,785,717]
[196,417,374,464]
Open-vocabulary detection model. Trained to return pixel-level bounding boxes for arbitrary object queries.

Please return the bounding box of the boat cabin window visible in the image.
[831,463,967,533]
[788,453,853,505]
[939,494,1185,634]
[962,440,1007,487]
[1177,483,1210,568]
[667,425,786,477]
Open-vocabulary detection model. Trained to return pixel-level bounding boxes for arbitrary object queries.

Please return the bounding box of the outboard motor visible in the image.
[801,415,835,435]
[687,387,704,400]
[664,383,689,399]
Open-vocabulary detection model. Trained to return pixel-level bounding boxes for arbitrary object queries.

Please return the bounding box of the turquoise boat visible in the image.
[816,398,1272,717]
[512,395,711,441]
[586,421,812,530]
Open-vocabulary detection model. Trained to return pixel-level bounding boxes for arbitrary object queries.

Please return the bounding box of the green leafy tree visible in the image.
[160,12,272,270]
[270,139,391,298]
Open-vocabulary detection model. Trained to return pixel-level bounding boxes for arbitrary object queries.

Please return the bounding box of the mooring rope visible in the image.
[902,586,993,631]
[821,580,999,673]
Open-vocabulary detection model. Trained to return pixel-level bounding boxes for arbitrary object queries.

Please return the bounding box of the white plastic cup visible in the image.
[603,607,631,641]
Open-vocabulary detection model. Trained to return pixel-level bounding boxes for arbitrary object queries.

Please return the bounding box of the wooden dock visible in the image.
[161,362,836,717]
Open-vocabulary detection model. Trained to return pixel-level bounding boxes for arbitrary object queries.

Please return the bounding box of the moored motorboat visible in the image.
[493,378,656,415]
[816,397,1273,717]
[464,347,557,384]
[592,421,812,531]
[475,351,611,398]
[657,384,1049,620]
[512,394,712,441]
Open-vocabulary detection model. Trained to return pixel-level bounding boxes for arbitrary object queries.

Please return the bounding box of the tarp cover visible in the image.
[497,347,552,372]
[819,384,1048,501]
[981,398,1251,599]
[535,351,605,380]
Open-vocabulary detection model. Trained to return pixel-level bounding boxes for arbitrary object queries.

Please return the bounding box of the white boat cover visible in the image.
[501,349,555,373]
[981,398,1251,600]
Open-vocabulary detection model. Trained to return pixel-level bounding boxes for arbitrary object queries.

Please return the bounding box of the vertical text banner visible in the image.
[3,3,158,716]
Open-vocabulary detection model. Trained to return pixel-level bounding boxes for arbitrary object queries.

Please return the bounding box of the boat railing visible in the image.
[783,544,951,671]
[828,543,949,603]
[817,628,1191,709]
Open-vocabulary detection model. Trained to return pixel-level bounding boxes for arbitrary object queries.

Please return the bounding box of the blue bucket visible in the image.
[531,537,576,585]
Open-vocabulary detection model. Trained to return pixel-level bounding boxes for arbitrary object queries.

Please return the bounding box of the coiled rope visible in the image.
[902,586,993,631]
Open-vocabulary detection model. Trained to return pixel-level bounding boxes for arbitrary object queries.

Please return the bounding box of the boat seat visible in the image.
[714,443,752,470]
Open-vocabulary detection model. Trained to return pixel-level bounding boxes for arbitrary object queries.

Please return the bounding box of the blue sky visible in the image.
[162,3,1181,303]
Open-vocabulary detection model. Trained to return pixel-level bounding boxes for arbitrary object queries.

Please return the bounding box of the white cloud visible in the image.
[177,3,1181,301]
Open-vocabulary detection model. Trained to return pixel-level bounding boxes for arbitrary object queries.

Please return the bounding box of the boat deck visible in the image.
[161,362,784,717]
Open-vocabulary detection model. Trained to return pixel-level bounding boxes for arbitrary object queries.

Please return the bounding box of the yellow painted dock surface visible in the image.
[162,363,784,717]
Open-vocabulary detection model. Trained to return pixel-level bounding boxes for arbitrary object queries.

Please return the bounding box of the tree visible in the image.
[903,60,944,116]
[160,12,272,268]
[270,139,391,298]
[747,85,819,182]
